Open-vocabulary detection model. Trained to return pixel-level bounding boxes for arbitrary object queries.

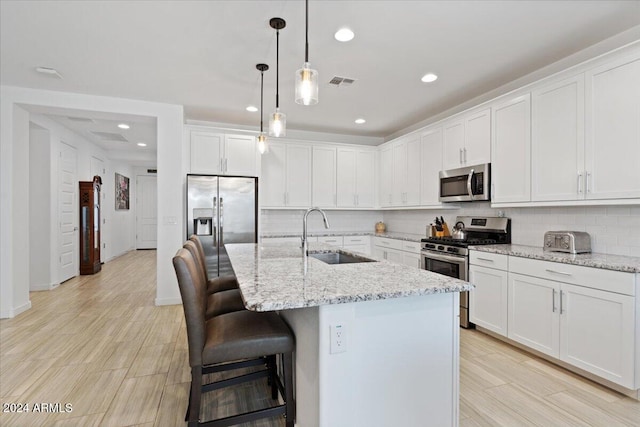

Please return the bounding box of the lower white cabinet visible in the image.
[469,264,509,336]
[373,237,420,268]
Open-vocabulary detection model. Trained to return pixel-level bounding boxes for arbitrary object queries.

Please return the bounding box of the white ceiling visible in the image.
[2,1,639,156]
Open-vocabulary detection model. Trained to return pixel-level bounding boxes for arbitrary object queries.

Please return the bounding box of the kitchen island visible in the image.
[225,242,473,427]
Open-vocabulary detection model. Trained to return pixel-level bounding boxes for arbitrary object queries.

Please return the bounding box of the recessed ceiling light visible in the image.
[334,28,355,42]
[246,106,258,112]
[421,73,438,83]
[355,118,366,124]
[137,142,147,147]
[117,123,130,129]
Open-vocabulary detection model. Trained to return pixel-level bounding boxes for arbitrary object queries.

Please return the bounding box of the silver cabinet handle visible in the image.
[459,148,463,164]
[577,172,583,194]
[552,289,556,313]
[586,171,591,193]
[463,148,467,163]
[560,290,565,314]
[476,257,494,262]
[545,269,572,276]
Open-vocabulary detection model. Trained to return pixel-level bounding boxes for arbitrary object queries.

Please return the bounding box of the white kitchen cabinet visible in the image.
[443,108,491,170]
[379,146,393,207]
[405,136,422,206]
[190,130,257,176]
[585,53,640,200]
[392,140,408,206]
[507,256,637,389]
[312,146,337,207]
[373,237,420,268]
[383,136,422,207]
[317,235,343,246]
[531,75,585,202]
[420,127,443,206]
[469,264,508,336]
[343,235,372,255]
[336,148,375,208]
[261,142,311,208]
[491,94,531,204]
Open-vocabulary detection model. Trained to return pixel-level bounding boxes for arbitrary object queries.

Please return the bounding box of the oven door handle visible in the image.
[422,251,466,265]
[466,169,475,200]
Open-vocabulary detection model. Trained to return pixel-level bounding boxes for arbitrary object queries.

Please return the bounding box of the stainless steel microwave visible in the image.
[439,163,490,202]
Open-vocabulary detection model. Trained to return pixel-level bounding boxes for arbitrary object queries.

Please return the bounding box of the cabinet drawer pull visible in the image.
[350,239,362,243]
[577,171,583,194]
[560,290,565,314]
[552,290,556,313]
[545,269,572,276]
[476,257,494,262]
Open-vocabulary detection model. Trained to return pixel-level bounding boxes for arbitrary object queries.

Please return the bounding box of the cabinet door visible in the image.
[261,143,287,207]
[336,148,357,207]
[385,248,404,264]
[443,120,464,170]
[405,136,422,205]
[492,94,531,203]
[532,75,584,201]
[585,54,640,200]
[508,273,560,358]
[286,144,312,207]
[402,252,421,269]
[421,127,443,205]
[190,131,222,174]
[560,283,635,388]
[469,265,508,336]
[379,146,393,207]
[355,150,375,207]
[312,146,337,207]
[464,109,491,166]
[392,140,408,206]
[224,134,257,176]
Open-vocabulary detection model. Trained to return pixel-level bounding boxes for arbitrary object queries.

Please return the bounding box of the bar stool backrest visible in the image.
[183,240,207,285]
[173,248,206,367]
[189,235,209,281]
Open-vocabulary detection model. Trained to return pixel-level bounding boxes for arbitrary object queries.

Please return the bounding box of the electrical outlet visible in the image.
[330,324,347,354]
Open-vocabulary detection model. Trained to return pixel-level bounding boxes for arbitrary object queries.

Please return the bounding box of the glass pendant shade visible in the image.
[269,109,286,137]
[295,63,318,105]
[257,134,267,154]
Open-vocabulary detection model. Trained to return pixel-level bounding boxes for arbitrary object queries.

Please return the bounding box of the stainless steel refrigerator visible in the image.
[186,175,258,278]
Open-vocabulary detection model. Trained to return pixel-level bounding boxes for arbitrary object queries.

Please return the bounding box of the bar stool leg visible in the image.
[283,352,295,427]
[188,366,202,427]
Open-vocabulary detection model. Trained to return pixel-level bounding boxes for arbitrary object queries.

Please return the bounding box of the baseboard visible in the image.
[30,282,60,291]
[155,296,182,306]
[0,300,32,319]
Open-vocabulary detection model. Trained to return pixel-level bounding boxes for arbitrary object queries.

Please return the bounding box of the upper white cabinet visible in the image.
[420,127,443,206]
[393,136,421,206]
[491,94,531,204]
[443,108,491,170]
[312,146,337,208]
[585,53,640,200]
[336,148,375,208]
[261,142,311,208]
[190,130,257,176]
[531,75,585,201]
[379,145,393,207]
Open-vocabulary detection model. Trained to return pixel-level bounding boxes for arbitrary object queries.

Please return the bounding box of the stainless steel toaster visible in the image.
[543,231,591,254]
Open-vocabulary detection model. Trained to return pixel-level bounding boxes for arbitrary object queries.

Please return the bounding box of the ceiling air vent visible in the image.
[91,131,128,142]
[328,76,356,87]
[67,116,95,123]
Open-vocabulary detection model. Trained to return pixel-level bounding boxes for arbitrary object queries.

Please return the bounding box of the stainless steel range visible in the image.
[421,216,511,328]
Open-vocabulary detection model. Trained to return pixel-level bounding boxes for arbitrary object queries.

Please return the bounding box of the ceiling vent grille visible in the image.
[67,116,95,123]
[91,131,128,142]
[328,76,356,87]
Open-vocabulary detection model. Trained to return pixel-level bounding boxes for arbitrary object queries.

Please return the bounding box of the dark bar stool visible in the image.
[173,248,295,427]
[184,240,246,318]
[189,235,239,295]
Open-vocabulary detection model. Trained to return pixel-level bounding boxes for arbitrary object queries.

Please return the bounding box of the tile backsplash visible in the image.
[261,204,640,256]
[382,203,640,257]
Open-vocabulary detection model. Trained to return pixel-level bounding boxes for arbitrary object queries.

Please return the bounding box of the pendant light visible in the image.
[269,17,286,137]
[295,0,318,105]
[256,63,269,154]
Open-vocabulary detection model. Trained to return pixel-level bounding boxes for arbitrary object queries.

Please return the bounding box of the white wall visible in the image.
[109,162,136,257]
[29,127,52,290]
[383,204,640,257]
[1,85,184,318]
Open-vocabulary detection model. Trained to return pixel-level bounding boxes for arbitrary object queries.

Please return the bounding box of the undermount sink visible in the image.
[308,251,377,265]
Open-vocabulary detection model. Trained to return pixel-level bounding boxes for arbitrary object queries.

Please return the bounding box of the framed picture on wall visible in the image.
[115,173,130,210]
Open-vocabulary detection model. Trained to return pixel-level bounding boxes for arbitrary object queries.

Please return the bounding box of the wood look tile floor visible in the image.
[1,249,638,426]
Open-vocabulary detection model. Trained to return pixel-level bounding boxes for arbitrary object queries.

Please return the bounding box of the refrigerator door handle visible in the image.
[219,197,224,246]
[213,196,218,247]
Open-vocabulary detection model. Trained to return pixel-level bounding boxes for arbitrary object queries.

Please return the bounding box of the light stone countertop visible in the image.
[470,244,640,273]
[226,242,472,311]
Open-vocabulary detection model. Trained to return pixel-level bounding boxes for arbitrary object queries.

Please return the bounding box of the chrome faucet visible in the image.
[302,207,330,256]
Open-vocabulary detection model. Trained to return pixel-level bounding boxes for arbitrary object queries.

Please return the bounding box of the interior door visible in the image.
[136,175,157,249]
[58,142,77,282]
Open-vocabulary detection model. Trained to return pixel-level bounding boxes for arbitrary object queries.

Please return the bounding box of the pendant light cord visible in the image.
[305,0,309,62]
[260,70,264,133]
[276,29,280,109]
